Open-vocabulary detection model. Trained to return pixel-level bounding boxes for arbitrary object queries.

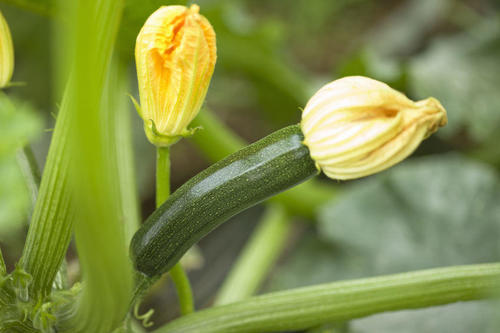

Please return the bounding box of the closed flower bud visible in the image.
[0,10,14,88]
[135,4,216,146]
[301,76,447,180]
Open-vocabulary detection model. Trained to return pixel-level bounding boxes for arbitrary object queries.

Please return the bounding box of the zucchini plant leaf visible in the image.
[268,153,500,332]
[409,18,500,142]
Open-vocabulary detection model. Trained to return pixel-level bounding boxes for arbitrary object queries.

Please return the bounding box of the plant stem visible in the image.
[169,264,194,315]
[155,147,171,207]
[56,0,133,332]
[16,144,69,290]
[215,204,289,305]
[20,94,74,299]
[108,66,140,243]
[156,147,194,315]
[154,263,500,333]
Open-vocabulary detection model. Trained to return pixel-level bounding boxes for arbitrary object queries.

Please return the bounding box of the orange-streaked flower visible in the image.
[0,10,14,88]
[135,4,216,146]
[301,76,447,180]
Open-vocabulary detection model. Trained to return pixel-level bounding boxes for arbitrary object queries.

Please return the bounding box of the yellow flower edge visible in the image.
[0,10,14,88]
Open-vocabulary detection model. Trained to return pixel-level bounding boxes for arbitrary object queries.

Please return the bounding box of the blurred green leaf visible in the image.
[202,1,312,127]
[338,0,452,85]
[368,0,452,57]
[318,154,500,270]
[409,18,500,142]
[352,301,499,333]
[0,95,41,235]
[0,0,53,16]
[268,153,500,331]
[0,157,30,234]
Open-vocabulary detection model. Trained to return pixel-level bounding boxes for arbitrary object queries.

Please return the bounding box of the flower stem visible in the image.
[155,147,171,207]
[156,147,194,315]
[215,203,289,305]
[154,263,500,333]
[169,264,194,315]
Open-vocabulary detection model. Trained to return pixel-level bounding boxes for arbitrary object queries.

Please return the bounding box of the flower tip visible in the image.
[189,4,200,13]
[422,97,448,127]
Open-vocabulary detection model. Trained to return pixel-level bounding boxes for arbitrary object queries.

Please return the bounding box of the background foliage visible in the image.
[1,0,499,331]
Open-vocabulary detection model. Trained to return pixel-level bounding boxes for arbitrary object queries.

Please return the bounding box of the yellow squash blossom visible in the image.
[0,10,14,88]
[301,76,447,180]
[135,4,216,146]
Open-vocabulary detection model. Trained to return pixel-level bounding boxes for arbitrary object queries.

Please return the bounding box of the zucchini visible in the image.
[131,124,318,277]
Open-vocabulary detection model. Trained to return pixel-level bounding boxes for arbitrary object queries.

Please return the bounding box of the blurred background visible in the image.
[1,0,500,331]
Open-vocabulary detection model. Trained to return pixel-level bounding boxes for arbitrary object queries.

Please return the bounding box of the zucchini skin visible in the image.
[131,124,318,277]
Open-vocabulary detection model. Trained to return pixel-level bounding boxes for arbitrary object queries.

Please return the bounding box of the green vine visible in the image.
[156,263,500,333]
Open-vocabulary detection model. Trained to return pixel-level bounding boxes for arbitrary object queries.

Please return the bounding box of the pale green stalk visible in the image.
[105,65,140,243]
[156,147,194,315]
[215,204,289,305]
[156,263,500,333]
[57,0,133,332]
[16,143,69,291]
[20,93,74,299]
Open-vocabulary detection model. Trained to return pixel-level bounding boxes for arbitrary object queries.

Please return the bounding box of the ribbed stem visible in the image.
[20,95,74,299]
[106,67,140,243]
[155,263,500,333]
[56,0,133,332]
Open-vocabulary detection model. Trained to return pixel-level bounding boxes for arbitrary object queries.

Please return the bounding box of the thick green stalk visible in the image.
[57,0,133,332]
[155,263,500,333]
[106,66,140,243]
[20,93,74,299]
[16,144,69,291]
[190,110,338,219]
[215,203,289,305]
[156,147,194,315]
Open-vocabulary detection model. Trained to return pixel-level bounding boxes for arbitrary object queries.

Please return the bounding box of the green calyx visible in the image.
[130,94,200,147]
[144,119,200,147]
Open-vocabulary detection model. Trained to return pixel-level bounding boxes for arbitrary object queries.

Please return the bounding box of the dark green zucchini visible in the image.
[131,124,318,277]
